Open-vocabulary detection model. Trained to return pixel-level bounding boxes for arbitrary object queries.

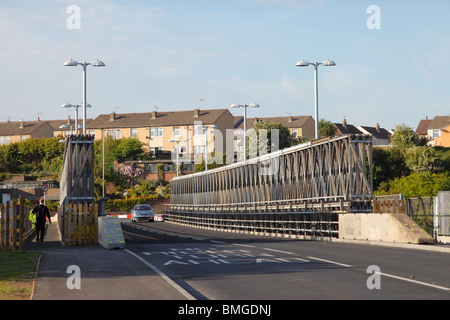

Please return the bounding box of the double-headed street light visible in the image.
[296,59,336,140]
[61,103,91,135]
[64,59,105,135]
[230,103,259,161]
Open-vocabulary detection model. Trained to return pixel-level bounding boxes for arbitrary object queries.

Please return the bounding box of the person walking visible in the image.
[31,198,51,242]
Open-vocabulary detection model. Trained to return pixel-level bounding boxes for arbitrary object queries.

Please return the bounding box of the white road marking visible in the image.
[125,249,196,300]
[307,256,352,268]
[378,272,450,291]
[263,247,296,255]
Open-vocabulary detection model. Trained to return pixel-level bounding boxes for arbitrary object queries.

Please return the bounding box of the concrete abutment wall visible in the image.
[339,212,434,244]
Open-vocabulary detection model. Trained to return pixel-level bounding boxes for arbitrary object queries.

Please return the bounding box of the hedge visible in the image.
[105,194,160,211]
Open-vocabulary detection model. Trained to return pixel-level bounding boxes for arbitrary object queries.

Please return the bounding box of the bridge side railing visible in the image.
[168,134,374,213]
[164,210,339,239]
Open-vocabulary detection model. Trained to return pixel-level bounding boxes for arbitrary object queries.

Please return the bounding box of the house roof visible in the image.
[87,109,231,129]
[359,125,391,140]
[333,122,363,135]
[428,116,450,130]
[234,115,313,130]
[0,120,50,136]
[415,119,433,135]
[47,118,93,131]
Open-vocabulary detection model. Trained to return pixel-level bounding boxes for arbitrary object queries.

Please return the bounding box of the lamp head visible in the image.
[64,59,78,66]
[322,59,336,66]
[61,103,73,109]
[92,59,106,67]
[296,59,310,67]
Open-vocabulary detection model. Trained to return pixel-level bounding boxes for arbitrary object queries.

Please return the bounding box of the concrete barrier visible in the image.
[339,212,434,244]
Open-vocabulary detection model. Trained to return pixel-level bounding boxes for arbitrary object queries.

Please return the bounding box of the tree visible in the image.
[115,138,146,162]
[318,119,337,138]
[372,147,410,190]
[391,124,427,149]
[250,120,292,157]
[194,152,229,172]
[405,146,443,174]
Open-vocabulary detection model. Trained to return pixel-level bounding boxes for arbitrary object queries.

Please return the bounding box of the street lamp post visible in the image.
[230,103,259,160]
[169,139,189,176]
[296,59,336,140]
[61,103,91,135]
[64,59,105,135]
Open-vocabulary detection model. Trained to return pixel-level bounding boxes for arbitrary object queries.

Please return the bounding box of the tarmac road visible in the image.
[121,220,450,300]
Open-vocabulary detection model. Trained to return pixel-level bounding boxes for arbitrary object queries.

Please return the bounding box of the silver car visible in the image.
[131,204,154,222]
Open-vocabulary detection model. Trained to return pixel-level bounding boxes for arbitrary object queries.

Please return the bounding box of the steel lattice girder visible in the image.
[170,134,373,211]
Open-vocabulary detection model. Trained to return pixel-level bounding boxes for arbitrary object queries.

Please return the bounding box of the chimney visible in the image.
[343,118,347,128]
[288,116,293,122]
[194,109,200,118]
[152,110,157,120]
[376,123,380,131]
[66,115,71,126]
[19,120,24,129]
[110,112,116,121]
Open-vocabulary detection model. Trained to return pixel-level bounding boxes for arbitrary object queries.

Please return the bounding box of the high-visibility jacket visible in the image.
[29,209,36,228]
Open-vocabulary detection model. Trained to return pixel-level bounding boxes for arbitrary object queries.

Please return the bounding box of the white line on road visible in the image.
[263,247,296,255]
[232,243,255,248]
[125,249,196,300]
[307,256,352,268]
[378,272,450,291]
[210,240,226,244]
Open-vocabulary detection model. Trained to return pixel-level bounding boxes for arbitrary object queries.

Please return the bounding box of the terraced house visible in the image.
[0,119,54,145]
[87,108,235,160]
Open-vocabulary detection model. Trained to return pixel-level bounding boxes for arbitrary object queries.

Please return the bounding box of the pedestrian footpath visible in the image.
[26,220,189,300]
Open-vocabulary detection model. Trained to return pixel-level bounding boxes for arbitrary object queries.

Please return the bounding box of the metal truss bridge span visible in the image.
[168,134,374,214]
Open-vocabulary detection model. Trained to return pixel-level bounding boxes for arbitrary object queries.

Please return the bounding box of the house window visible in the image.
[150,127,163,137]
[193,145,206,155]
[194,125,206,136]
[107,129,121,139]
[173,127,180,137]
[150,147,163,155]
[173,146,187,154]
[433,129,440,139]
[292,129,298,137]
[131,128,138,138]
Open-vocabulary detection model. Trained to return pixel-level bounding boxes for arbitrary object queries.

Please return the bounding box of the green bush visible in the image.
[375,172,450,198]
[105,194,160,211]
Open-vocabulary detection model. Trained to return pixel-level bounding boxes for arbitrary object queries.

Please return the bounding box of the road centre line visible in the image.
[125,249,196,300]
[378,272,450,291]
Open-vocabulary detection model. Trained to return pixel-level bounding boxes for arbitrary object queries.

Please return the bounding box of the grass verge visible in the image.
[0,251,41,300]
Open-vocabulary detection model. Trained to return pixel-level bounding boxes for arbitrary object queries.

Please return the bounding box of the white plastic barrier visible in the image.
[98,216,126,249]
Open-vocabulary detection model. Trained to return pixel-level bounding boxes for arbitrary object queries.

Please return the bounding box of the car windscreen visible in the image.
[135,205,151,211]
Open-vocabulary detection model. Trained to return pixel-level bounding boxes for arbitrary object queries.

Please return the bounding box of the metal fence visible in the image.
[435,191,450,236]
[164,210,339,240]
[405,197,434,235]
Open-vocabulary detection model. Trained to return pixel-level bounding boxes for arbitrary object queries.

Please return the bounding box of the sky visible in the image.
[1,0,450,131]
